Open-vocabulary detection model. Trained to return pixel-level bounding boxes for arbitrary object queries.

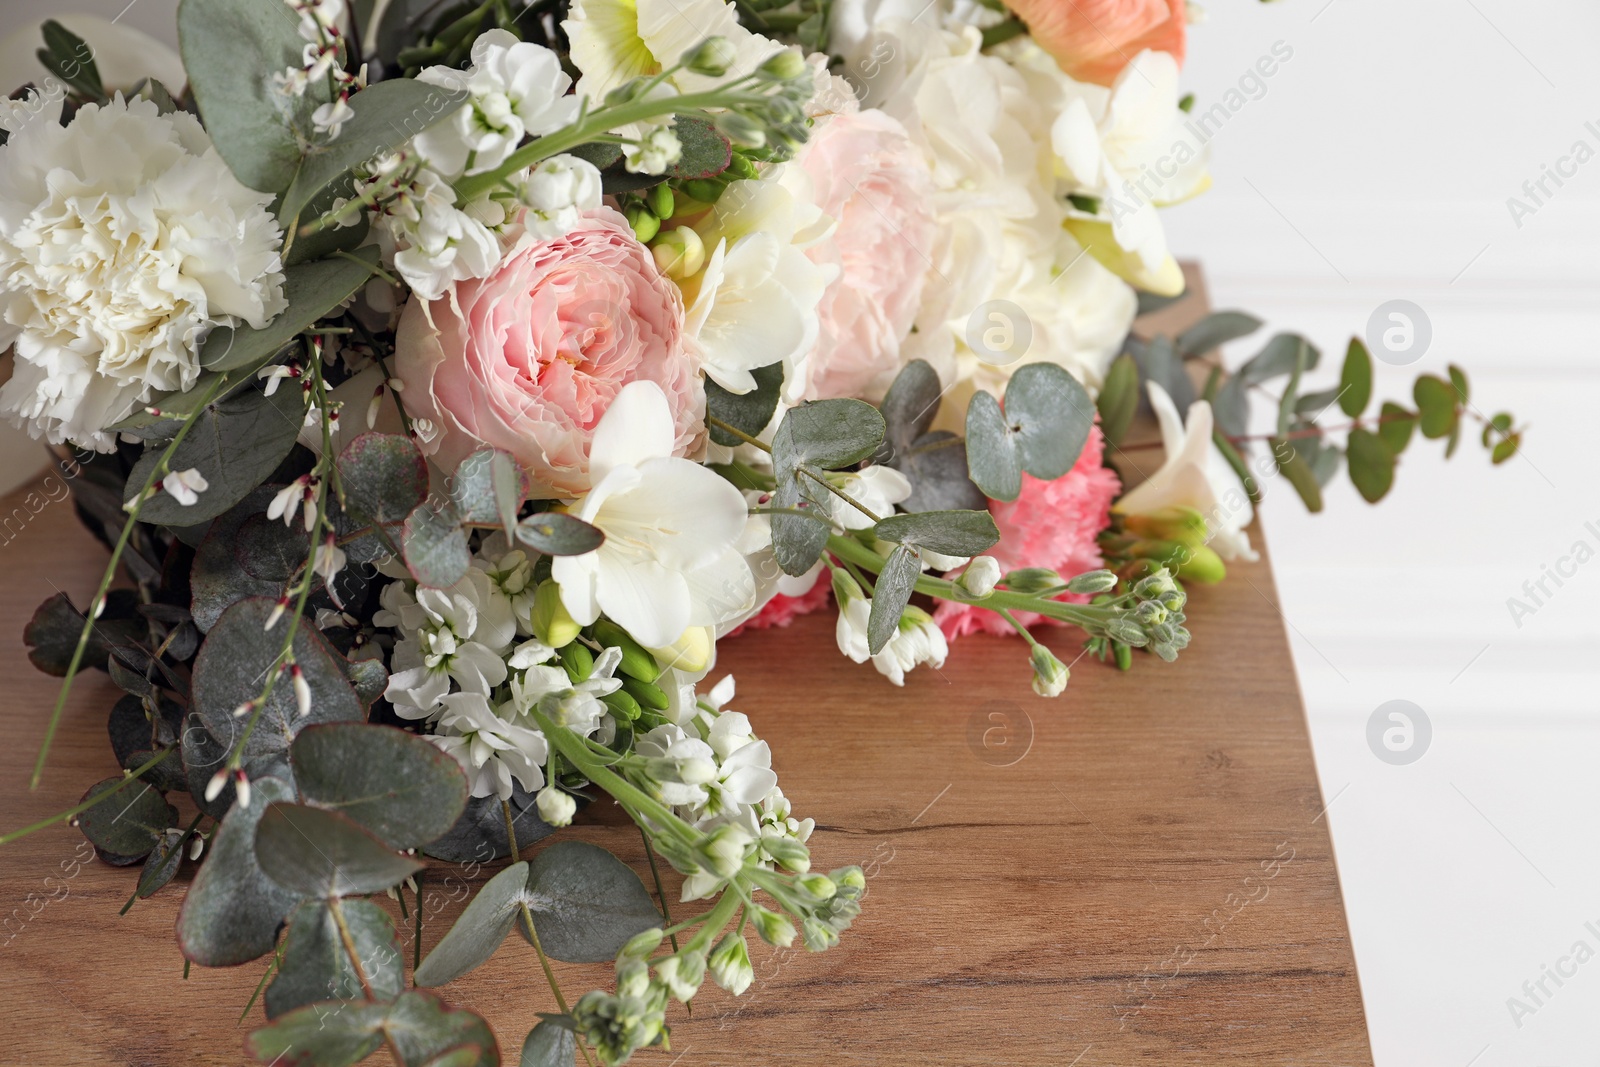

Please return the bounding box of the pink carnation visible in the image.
[935,425,1121,639]
[393,207,702,495]
[797,108,936,401]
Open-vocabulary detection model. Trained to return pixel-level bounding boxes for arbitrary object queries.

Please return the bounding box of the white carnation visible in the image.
[0,94,287,450]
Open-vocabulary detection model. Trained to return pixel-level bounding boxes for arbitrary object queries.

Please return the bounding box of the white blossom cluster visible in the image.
[273,0,364,138]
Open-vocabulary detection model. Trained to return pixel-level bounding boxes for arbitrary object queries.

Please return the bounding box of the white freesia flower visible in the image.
[563,0,781,102]
[682,166,836,401]
[1115,381,1258,562]
[553,381,755,648]
[1052,49,1208,296]
[416,31,579,179]
[378,569,519,719]
[0,94,287,450]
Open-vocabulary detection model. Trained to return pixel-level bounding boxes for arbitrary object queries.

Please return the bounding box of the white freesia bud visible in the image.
[1030,645,1070,698]
[536,786,576,827]
[956,556,1001,600]
[651,225,705,279]
[707,933,754,995]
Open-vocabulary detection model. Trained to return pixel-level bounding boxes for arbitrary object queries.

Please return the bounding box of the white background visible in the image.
[3,0,1598,1063]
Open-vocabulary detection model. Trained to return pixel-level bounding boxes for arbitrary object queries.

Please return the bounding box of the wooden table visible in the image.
[0,283,1373,1065]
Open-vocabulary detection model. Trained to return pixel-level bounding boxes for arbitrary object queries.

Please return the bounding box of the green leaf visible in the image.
[768,475,833,577]
[25,592,146,676]
[251,990,497,1067]
[864,544,921,657]
[178,0,328,193]
[255,802,424,898]
[1096,353,1139,448]
[339,432,429,543]
[451,449,528,537]
[667,115,733,180]
[125,385,306,526]
[423,786,557,864]
[178,776,299,967]
[191,598,363,772]
[964,363,1094,502]
[875,361,985,513]
[1492,432,1521,465]
[1175,310,1262,358]
[772,400,887,477]
[963,391,1020,502]
[1448,364,1470,405]
[38,20,102,99]
[290,723,470,851]
[1293,386,1344,417]
[876,359,943,461]
[706,360,784,447]
[1339,338,1373,417]
[279,80,469,229]
[1378,402,1417,455]
[266,899,405,1019]
[1268,437,1324,514]
[873,510,999,557]
[135,828,187,898]
[515,512,605,556]
[414,861,530,987]
[203,248,381,373]
[1346,428,1396,503]
[403,502,472,588]
[1128,335,1193,412]
[520,1022,577,1067]
[76,777,175,862]
[1238,333,1320,385]
[1413,375,1459,439]
[519,841,663,964]
[1481,412,1514,448]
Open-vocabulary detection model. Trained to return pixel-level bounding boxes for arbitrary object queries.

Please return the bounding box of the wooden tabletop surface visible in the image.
[0,279,1373,1066]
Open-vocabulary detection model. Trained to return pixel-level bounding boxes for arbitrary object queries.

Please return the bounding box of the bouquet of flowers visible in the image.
[1,0,1519,1064]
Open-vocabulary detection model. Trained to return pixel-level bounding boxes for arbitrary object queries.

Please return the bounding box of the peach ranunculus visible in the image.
[394,207,703,496]
[796,106,937,402]
[1006,0,1187,86]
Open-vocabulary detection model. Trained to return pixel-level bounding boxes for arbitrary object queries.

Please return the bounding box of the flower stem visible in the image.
[2,747,173,845]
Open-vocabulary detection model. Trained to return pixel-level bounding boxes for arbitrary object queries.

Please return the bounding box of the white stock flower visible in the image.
[0,94,287,449]
[552,381,755,648]
[517,154,604,238]
[836,596,947,686]
[623,126,682,175]
[507,645,625,735]
[416,31,579,179]
[681,166,836,401]
[1114,381,1257,562]
[429,690,551,799]
[829,465,911,530]
[370,161,501,301]
[379,569,518,719]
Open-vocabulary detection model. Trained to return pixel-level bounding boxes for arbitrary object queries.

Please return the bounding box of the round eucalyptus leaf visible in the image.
[706,360,784,448]
[964,390,1021,502]
[519,841,662,964]
[75,777,175,863]
[873,510,999,557]
[265,899,405,1020]
[772,399,886,477]
[520,1021,577,1067]
[1346,428,1396,504]
[403,502,471,589]
[414,861,531,987]
[1003,362,1094,482]
[515,512,605,556]
[339,432,430,540]
[255,803,424,898]
[135,828,186,898]
[290,723,469,850]
[451,448,528,534]
[177,775,299,967]
[422,782,557,864]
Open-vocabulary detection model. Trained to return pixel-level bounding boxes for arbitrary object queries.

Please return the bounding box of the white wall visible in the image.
[1167,3,1600,1064]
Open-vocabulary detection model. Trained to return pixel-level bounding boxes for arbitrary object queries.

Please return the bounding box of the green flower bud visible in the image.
[831,865,866,896]
[954,555,1001,600]
[1176,544,1226,584]
[1133,569,1178,599]
[620,927,665,961]
[559,640,594,682]
[1135,600,1168,626]
[762,834,811,874]
[646,181,675,220]
[532,579,581,647]
[680,175,729,204]
[652,225,706,279]
[751,904,796,948]
[603,688,645,722]
[683,36,739,77]
[1002,567,1062,594]
[695,823,752,878]
[1030,644,1069,698]
[707,932,754,995]
[727,153,759,180]
[797,873,837,900]
[831,567,865,605]
[592,619,662,682]
[756,46,807,82]
[622,674,670,711]
[713,111,767,149]
[650,833,701,876]
[1064,569,1118,595]
[1124,505,1208,548]
[654,949,706,1003]
[624,201,660,243]
[801,917,840,951]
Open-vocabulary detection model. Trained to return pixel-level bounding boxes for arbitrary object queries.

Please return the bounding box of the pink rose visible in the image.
[935,425,1121,639]
[394,207,702,495]
[1005,0,1187,86]
[797,108,936,401]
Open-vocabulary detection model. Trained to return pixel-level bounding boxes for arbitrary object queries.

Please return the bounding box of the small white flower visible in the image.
[830,466,910,531]
[957,555,1001,598]
[536,786,577,827]
[624,126,682,175]
[161,468,209,506]
[291,664,313,718]
[836,596,947,686]
[312,95,355,138]
[267,477,311,527]
[258,363,300,396]
[313,540,347,589]
[516,154,603,238]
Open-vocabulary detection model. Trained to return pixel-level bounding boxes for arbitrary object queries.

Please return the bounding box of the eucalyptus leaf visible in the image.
[1339,338,1373,417]
[423,782,557,864]
[344,655,389,710]
[177,776,299,967]
[1347,428,1396,503]
[520,1022,577,1067]
[255,802,424,898]
[1129,335,1194,413]
[1003,363,1095,480]
[1448,364,1471,405]
[519,841,662,963]
[1378,402,1417,454]
[178,0,327,192]
[279,80,469,229]
[767,474,833,577]
[896,432,987,513]
[191,487,297,631]
[1175,310,1262,358]
[1238,333,1320,385]
[865,544,921,656]
[451,449,528,537]
[515,512,605,556]
[25,592,144,676]
[1096,353,1139,448]
[38,19,102,99]
[404,502,472,588]
[265,899,405,1019]
[963,391,1020,502]
[772,400,886,477]
[135,828,187,898]
[339,432,430,544]
[201,248,381,373]
[667,115,733,180]
[1269,437,1324,513]
[706,360,784,447]
[125,384,306,526]
[873,510,998,556]
[1211,375,1251,440]
[75,777,175,862]
[876,359,943,463]
[413,861,531,987]
[290,723,469,850]
[1413,375,1459,439]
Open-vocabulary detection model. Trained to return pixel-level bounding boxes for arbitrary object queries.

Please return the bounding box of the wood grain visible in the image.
[0,279,1372,1066]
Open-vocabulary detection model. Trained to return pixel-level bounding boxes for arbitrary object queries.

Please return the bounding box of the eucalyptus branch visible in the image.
[1,746,174,845]
[32,371,230,789]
